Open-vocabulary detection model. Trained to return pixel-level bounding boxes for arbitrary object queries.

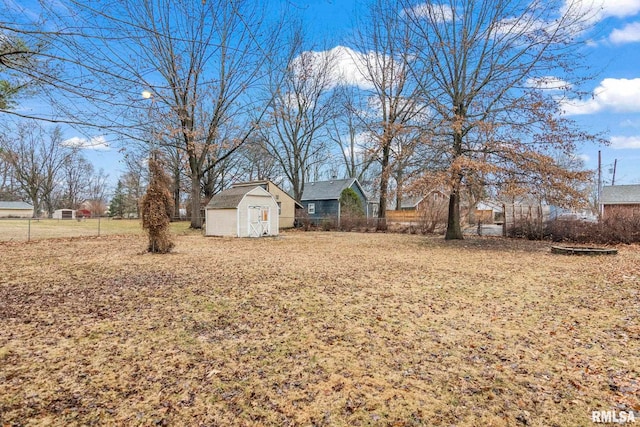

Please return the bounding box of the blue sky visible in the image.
[10,0,640,188]
[294,0,640,186]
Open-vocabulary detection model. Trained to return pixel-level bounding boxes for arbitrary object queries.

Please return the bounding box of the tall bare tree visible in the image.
[0,122,72,216]
[352,0,428,229]
[58,151,93,210]
[262,26,339,201]
[403,0,602,239]
[6,0,279,228]
[328,86,377,182]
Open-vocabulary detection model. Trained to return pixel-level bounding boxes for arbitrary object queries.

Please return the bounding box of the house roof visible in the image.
[400,196,424,209]
[601,185,640,205]
[0,201,34,210]
[476,200,504,212]
[231,180,303,208]
[206,186,272,209]
[301,178,366,201]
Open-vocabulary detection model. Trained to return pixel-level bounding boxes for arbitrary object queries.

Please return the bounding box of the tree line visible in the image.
[0,0,603,238]
[0,122,109,217]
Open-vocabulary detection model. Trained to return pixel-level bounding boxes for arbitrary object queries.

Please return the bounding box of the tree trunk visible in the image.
[445,176,463,240]
[190,172,202,229]
[395,170,403,211]
[172,166,180,220]
[377,142,390,230]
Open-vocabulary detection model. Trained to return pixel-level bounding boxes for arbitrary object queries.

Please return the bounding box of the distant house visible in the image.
[205,185,279,237]
[601,185,640,218]
[231,180,302,229]
[473,200,505,224]
[77,209,92,219]
[0,201,34,218]
[399,190,448,211]
[300,178,370,222]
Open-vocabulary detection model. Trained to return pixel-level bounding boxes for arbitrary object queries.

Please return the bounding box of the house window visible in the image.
[277,202,281,215]
[308,203,315,215]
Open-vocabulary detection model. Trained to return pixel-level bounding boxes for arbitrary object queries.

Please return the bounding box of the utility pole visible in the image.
[611,159,617,186]
[598,150,602,219]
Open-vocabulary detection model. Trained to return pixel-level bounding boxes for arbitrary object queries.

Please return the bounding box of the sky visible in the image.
[291,0,640,186]
[9,0,640,190]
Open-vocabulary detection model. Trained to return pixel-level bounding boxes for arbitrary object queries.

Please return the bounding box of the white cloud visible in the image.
[599,0,640,19]
[577,153,590,163]
[610,21,640,43]
[304,45,404,91]
[62,136,110,150]
[329,46,373,90]
[610,135,640,149]
[406,3,454,22]
[566,0,640,23]
[561,78,640,115]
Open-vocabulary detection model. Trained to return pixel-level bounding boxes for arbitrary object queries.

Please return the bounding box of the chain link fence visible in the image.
[0,218,145,242]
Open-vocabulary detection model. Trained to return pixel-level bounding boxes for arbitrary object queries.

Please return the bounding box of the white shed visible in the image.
[52,209,76,220]
[205,186,279,237]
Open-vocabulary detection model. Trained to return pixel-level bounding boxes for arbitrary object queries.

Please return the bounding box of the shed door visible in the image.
[248,206,270,237]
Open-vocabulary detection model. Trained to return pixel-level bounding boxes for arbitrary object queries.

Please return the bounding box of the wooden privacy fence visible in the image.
[386,210,424,223]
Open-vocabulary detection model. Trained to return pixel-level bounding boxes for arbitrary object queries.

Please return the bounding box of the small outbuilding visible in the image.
[53,209,76,220]
[601,184,640,218]
[205,186,279,237]
[231,180,303,229]
[0,201,34,218]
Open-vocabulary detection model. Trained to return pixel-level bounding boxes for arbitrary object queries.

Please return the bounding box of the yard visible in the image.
[0,230,638,426]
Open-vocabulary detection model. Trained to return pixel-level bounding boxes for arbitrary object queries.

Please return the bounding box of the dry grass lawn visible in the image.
[0,231,638,426]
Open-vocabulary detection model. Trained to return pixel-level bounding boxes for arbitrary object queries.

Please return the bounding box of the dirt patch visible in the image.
[1,232,638,426]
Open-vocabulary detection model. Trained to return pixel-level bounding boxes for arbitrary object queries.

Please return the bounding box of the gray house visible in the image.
[300,178,370,223]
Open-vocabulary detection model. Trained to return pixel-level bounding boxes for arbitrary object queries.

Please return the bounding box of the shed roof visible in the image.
[232,180,303,208]
[601,185,640,205]
[206,186,272,209]
[301,178,366,201]
[0,201,34,210]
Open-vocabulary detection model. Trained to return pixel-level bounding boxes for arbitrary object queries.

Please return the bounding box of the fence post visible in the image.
[28,218,31,242]
[98,215,101,237]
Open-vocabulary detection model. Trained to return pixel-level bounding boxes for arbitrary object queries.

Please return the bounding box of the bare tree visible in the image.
[58,151,93,210]
[328,86,377,182]
[119,149,148,218]
[237,136,280,182]
[5,0,280,228]
[85,168,109,217]
[403,0,602,239]
[0,122,72,217]
[351,0,428,229]
[262,25,339,201]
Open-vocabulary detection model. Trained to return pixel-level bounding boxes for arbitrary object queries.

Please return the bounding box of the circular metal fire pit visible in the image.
[551,245,618,255]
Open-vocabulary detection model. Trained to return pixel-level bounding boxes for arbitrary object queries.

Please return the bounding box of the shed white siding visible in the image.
[205,186,279,237]
[205,209,237,236]
[53,209,76,219]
